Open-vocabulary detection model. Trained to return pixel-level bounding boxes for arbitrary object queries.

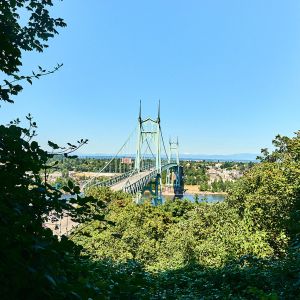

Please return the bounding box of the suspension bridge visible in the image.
[84,101,184,203]
[45,102,185,236]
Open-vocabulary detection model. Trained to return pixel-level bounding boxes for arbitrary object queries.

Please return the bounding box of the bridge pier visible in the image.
[173,165,185,199]
[135,173,162,205]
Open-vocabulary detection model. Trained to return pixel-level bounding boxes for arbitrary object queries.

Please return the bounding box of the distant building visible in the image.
[121,157,132,165]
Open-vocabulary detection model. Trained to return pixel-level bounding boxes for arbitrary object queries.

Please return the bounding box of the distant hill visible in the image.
[179,153,258,162]
[78,153,258,162]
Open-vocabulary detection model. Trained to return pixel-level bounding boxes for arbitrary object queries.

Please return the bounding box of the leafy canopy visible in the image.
[0,0,66,102]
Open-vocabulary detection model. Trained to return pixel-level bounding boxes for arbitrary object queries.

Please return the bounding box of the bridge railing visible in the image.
[123,169,158,194]
[84,170,138,189]
[84,162,178,191]
[84,164,155,190]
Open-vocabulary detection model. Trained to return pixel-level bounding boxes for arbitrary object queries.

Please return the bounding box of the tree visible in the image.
[227,132,300,253]
[70,132,300,298]
[0,2,108,298]
[0,0,66,103]
[0,116,109,298]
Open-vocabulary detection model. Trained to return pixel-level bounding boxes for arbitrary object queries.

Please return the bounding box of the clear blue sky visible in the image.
[2,0,300,155]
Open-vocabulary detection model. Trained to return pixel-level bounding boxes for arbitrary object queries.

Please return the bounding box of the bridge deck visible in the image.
[110,168,155,191]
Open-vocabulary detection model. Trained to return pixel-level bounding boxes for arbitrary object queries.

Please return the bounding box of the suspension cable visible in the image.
[159,124,169,161]
[82,126,137,189]
[98,126,137,173]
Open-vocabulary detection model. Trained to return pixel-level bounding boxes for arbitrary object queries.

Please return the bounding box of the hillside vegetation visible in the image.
[2,125,299,298]
[66,132,300,299]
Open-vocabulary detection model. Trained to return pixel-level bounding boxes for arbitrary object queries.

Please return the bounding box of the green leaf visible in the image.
[48,141,60,150]
[68,180,74,189]
[74,186,80,194]
[62,186,71,193]
[31,141,39,150]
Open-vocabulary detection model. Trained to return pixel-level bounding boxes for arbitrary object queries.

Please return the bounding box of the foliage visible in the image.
[2,103,300,299]
[0,117,108,299]
[184,161,209,185]
[227,133,300,254]
[210,178,235,192]
[69,131,300,298]
[72,195,273,272]
[85,186,132,204]
[0,0,66,103]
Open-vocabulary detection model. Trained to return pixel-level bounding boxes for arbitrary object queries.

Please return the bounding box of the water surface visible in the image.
[164,193,225,203]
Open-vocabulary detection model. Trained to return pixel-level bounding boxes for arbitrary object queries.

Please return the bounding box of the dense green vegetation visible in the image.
[183,161,209,186]
[0,2,102,298]
[0,116,110,299]
[74,195,273,270]
[3,117,300,299]
[2,124,299,298]
[69,133,300,298]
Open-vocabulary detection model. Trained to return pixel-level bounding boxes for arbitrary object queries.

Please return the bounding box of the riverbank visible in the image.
[162,185,227,196]
[185,185,227,195]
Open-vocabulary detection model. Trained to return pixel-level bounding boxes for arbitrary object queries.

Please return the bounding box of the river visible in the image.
[163,193,225,203]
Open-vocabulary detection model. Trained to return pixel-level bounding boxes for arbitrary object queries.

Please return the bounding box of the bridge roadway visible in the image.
[110,168,155,192]
[109,163,177,193]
